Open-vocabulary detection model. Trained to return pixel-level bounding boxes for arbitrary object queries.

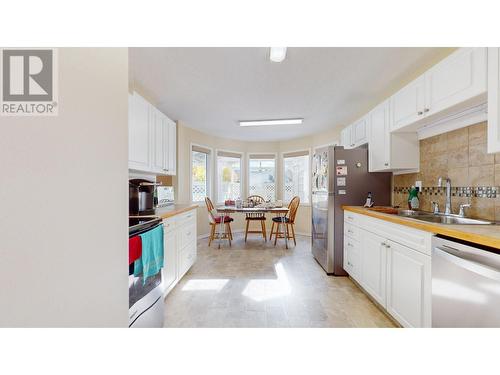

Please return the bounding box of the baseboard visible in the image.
[198,229,311,240]
[296,232,311,237]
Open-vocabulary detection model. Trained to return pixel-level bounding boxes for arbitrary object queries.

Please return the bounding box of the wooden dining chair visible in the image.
[205,197,233,246]
[244,195,267,242]
[269,196,300,246]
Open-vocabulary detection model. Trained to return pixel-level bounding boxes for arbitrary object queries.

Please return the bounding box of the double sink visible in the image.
[395,210,495,225]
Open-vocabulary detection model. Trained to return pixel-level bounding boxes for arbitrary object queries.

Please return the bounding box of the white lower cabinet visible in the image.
[360,231,387,308]
[386,240,431,328]
[344,211,432,327]
[162,209,197,297]
[163,226,177,292]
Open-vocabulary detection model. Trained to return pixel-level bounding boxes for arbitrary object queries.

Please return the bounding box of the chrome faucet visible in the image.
[437,177,452,215]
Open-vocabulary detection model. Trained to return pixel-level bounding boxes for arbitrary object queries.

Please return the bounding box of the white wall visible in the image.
[0,48,129,327]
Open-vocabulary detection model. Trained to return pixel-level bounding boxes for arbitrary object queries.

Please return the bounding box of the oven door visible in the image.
[128,222,165,328]
[129,271,164,328]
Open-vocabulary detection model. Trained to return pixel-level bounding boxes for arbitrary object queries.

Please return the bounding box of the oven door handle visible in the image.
[434,246,500,281]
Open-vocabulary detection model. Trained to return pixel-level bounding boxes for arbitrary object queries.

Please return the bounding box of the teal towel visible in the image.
[134,224,164,284]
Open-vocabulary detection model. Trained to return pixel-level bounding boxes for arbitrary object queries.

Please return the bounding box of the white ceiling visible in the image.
[129,47,453,142]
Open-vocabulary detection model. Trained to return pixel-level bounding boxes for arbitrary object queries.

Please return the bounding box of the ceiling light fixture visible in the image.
[269,47,287,62]
[239,118,303,127]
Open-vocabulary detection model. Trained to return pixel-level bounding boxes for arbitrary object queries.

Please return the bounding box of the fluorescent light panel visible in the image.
[239,118,303,127]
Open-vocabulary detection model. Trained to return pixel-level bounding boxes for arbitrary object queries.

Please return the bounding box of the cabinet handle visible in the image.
[348,229,353,234]
[347,216,353,220]
[347,243,353,247]
[417,111,423,115]
[424,108,429,113]
[384,163,389,166]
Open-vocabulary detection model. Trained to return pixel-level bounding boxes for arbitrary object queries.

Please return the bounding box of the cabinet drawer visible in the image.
[361,214,432,256]
[162,217,177,233]
[344,211,363,226]
[179,210,196,225]
[344,222,361,239]
[179,223,196,249]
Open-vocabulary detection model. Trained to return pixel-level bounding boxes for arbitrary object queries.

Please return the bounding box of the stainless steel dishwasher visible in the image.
[432,236,500,327]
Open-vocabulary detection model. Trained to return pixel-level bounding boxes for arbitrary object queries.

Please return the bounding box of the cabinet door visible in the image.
[360,230,387,308]
[386,240,431,328]
[340,127,351,148]
[167,119,177,175]
[425,47,486,117]
[488,47,500,153]
[368,100,391,172]
[151,108,166,174]
[352,117,368,146]
[390,76,425,131]
[163,229,178,292]
[128,93,151,170]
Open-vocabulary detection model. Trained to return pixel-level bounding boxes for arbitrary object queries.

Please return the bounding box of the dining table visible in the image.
[215,206,290,249]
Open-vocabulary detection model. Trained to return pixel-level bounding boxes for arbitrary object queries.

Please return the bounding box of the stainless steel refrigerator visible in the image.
[311,145,391,275]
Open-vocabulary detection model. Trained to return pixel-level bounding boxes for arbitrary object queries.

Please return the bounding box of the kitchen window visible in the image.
[191,144,211,202]
[248,154,276,201]
[216,150,242,203]
[282,150,310,204]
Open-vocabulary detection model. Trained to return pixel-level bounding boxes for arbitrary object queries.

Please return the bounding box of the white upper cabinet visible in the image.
[352,117,368,145]
[390,75,426,132]
[340,116,368,149]
[151,107,166,174]
[166,117,177,175]
[368,100,390,171]
[128,93,151,171]
[340,126,350,148]
[128,91,177,175]
[425,47,486,117]
[424,48,487,116]
[369,99,419,172]
[391,48,487,133]
[487,47,500,153]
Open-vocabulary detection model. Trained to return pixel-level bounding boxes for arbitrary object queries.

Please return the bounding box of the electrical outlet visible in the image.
[415,180,422,190]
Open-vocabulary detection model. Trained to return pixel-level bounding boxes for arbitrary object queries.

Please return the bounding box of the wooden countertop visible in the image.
[131,204,198,220]
[343,206,500,249]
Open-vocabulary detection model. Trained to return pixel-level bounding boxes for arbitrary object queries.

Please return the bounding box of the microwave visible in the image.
[157,186,174,207]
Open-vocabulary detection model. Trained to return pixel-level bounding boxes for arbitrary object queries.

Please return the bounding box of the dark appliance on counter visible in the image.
[311,145,391,275]
[128,216,164,328]
[129,178,159,215]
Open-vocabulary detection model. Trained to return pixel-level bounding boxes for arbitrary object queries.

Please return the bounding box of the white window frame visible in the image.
[281,148,312,206]
[215,148,244,205]
[190,143,213,204]
[247,152,278,202]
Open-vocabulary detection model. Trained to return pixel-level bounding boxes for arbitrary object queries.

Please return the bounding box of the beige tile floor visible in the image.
[164,234,397,328]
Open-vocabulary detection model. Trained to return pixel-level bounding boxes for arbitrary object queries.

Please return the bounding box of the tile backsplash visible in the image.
[393,122,500,221]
